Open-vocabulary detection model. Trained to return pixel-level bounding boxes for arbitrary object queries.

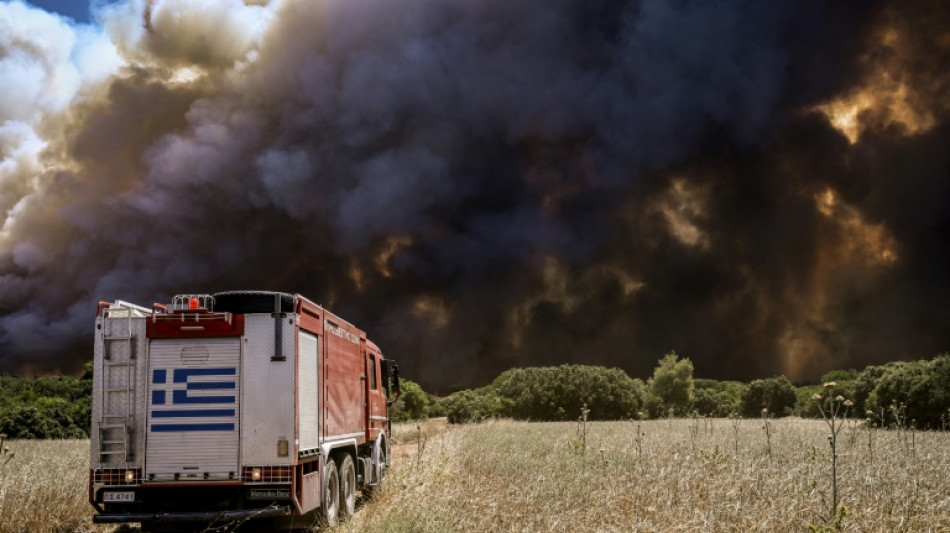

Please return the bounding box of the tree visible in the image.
[741,376,796,417]
[693,379,746,417]
[0,403,87,439]
[389,379,437,422]
[795,385,821,417]
[647,351,694,416]
[853,363,891,415]
[490,365,645,421]
[442,390,511,424]
[865,354,950,429]
[0,374,92,438]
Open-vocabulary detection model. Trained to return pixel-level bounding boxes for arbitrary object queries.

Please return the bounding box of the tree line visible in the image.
[1,353,947,438]
[392,352,950,430]
[0,363,93,439]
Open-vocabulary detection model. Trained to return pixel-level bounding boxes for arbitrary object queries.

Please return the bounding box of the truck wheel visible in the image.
[339,454,356,518]
[364,444,387,499]
[321,458,340,526]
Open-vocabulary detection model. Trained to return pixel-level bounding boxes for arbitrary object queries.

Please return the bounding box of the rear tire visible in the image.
[339,454,356,518]
[321,458,340,527]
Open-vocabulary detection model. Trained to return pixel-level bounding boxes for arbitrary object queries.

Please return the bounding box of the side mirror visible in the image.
[385,362,401,407]
[392,364,401,397]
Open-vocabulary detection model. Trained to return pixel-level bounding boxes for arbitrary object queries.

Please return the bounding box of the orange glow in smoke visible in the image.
[814,26,936,144]
[814,187,898,266]
[374,236,413,278]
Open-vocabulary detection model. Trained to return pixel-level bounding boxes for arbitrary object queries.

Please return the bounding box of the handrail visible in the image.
[151,311,233,323]
[114,300,152,315]
[98,300,151,318]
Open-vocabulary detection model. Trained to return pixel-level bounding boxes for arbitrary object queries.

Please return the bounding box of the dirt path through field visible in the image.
[388,417,452,464]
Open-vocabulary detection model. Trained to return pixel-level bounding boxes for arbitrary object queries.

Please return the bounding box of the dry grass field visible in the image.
[0,439,99,533]
[346,418,950,533]
[1,418,948,532]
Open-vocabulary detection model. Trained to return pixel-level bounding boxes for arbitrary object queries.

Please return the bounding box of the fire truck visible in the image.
[88,291,400,530]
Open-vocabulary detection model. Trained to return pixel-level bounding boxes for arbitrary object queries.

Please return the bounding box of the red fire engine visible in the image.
[89,291,400,530]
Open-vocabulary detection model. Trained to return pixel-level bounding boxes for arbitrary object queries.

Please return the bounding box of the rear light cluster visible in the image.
[93,468,141,485]
[243,466,292,484]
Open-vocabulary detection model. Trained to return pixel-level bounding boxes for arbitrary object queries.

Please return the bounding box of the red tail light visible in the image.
[92,468,141,485]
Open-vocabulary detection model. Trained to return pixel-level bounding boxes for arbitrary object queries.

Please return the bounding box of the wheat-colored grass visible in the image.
[1,420,948,532]
[0,439,109,533]
[342,418,950,533]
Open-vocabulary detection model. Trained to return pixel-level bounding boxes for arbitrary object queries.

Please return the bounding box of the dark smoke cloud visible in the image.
[1,0,948,389]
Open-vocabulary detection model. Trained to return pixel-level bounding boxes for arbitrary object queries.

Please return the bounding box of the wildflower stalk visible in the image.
[634,411,645,461]
[813,382,851,518]
[576,403,591,456]
[730,413,741,456]
[416,424,428,467]
[689,412,700,455]
[0,433,12,466]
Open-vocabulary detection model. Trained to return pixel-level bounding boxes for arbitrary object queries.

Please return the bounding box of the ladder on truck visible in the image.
[98,301,148,464]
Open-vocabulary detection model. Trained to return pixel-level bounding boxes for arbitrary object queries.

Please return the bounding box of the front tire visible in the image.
[364,442,387,499]
[339,454,356,518]
[321,458,340,527]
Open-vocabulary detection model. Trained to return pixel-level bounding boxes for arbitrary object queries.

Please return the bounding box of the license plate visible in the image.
[103,491,135,503]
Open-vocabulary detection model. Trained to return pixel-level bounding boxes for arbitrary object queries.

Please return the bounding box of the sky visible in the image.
[24,1,95,22]
[1,0,948,390]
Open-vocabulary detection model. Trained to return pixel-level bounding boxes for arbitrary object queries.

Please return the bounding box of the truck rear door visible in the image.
[145,338,241,481]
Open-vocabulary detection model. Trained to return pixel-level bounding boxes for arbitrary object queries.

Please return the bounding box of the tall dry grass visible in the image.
[0,439,109,533]
[1,419,948,532]
[342,418,950,533]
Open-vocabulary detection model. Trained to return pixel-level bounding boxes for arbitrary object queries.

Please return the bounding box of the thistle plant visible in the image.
[633,411,646,461]
[845,415,860,450]
[730,413,742,455]
[415,424,429,467]
[570,403,591,456]
[813,381,852,519]
[0,434,12,467]
[688,412,700,455]
[889,401,907,429]
[889,401,913,454]
[864,410,876,464]
[908,419,917,457]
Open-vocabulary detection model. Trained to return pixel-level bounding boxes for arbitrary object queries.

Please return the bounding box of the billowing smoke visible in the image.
[1,0,948,389]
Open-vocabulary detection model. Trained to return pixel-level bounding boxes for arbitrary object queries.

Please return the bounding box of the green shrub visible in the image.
[820,369,860,383]
[389,379,440,422]
[741,376,796,417]
[693,380,745,417]
[648,352,694,416]
[0,373,92,439]
[795,385,823,418]
[489,365,646,421]
[0,403,87,439]
[865,354,950,429]
[853,363,890,415]
[442,390,512,423]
